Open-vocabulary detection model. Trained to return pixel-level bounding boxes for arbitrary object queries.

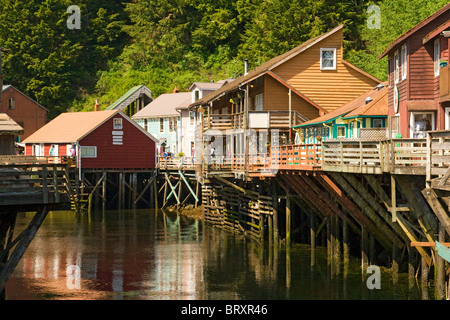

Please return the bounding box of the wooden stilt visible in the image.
[436,223,446,299]
[286,196,291,249]
[0,206,49,293]
[343,215,349,264]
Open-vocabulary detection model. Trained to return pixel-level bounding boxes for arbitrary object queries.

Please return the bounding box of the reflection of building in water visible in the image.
[152,215,205,299]
[8,212,205,299]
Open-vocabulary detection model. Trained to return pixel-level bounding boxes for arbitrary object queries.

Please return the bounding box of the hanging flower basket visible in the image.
[440,59,448,68]
[316,135,322,142]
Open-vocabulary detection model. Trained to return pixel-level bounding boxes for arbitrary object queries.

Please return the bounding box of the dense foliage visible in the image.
[0,0,448,118]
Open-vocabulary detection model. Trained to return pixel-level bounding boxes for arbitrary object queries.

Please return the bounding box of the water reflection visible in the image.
[6,209,430,300]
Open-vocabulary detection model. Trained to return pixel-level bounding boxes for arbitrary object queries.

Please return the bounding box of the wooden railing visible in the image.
[157,157,195,170]
[427,131,450,179]
[178,132,450,177]
[322,140,383,174]
[204,110,307,130]
[440,65,450,99]
[0,155,75,165]
[271,144,321,170]
[386,139,428,175]
[0,161,73,206]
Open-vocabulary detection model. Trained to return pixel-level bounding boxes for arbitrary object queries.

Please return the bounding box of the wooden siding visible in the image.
[0,87,47,140]
[80,114,155,169]
[272,28,379,112]
[263,75,320,121]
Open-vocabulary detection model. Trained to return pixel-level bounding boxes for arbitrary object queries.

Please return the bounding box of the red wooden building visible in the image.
[22,110,157,169]
[379,3,450,138]
[1,85,48,141]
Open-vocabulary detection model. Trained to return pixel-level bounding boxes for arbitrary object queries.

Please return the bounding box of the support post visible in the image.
[286,196,291,249]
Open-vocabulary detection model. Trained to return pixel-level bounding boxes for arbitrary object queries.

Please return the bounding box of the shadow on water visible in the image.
[5,208,431,300]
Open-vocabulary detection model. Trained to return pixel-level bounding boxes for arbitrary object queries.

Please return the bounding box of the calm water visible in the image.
[5,209,430,300]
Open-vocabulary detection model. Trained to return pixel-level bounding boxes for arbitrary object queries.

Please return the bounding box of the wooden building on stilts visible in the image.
[22,109,159,211]
[183,7,450,299]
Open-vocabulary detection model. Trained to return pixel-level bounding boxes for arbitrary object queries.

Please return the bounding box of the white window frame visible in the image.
[8,97,15,110]
[394,50,399,84]
[434,39,440,77]
[336,126,346,138]
[32,143,44,156]
[160,118,164,133]
[189,111,195,127]
[401,44,407,81]
[320,48,337,70]
[113,118,123,130]
[255,93,264,111]
[445,107,450,130]
[80,146,97,158]
[410,112,435,138]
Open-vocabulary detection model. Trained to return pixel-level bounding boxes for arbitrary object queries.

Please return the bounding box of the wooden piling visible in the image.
[286,196,291,249]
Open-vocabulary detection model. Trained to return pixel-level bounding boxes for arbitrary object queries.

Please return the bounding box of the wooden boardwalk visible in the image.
[176,130,450,299]
[0,156,74,296]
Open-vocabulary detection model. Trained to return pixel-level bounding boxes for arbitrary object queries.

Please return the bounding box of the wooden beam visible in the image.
[328,172,403,250]
[410,242,450,247]
[421,188,450,237]
[214,176,248,194]
[0,206,49,293]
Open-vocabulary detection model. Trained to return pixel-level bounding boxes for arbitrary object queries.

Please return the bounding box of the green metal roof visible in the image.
[106,85,144,110]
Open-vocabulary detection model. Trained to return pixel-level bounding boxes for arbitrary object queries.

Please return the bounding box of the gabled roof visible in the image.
[2,85,49,112]
[23,110,158,144]
[132,92,192,118]
[379,3,450,59]
[294,83,388,128]
[106,85,153,111]
[422,20,450,44]
[190,24,380,109]
[0,113,23,134]
[189,80,230,92]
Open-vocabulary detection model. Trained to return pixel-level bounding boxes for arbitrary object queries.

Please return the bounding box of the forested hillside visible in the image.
[0,0,448,118]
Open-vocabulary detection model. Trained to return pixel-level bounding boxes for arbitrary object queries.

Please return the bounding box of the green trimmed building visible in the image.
[292,83,388,144]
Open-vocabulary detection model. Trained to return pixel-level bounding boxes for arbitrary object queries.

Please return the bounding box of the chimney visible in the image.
[94,99,100,111]
[244,59,248,76]
[173,85,179,93]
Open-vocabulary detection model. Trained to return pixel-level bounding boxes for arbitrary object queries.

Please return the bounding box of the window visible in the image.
[113,118,123,130]
[255,93,264,111]
[80,146,97,158]
[189,111,195,126]
[168,117,178,132]
[401,44,407,80]
[160,118,164,133]
[394,50,399,84]
[372,119,384,128]
[194,90,200,101]
[8,98,15,110]
[434,39,440,77]
[410,112,434,138]
[336,126,346,138]
[320,48,336,70]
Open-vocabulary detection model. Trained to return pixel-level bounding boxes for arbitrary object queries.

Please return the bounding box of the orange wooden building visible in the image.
[189,24,381,178]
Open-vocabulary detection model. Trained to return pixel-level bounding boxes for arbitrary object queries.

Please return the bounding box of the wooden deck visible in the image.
[0,156,74,209]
